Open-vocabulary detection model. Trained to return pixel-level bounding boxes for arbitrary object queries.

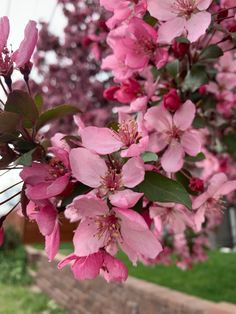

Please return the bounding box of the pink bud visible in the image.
[12,20,38,68]
[103,86,119,101]
[199,85,207,94]
[189,178,204,193]
[0,16,10,52]
[163,89,181,112]
[172,40,190,59]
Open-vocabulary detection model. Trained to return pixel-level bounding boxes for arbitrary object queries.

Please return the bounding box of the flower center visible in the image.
[94,213,121,245]
[136,36,156,56]
[167,126,182,142]
[117,119,141,146]
[172,0,198,18]
[100,167,122,195]
[48,158,67,179]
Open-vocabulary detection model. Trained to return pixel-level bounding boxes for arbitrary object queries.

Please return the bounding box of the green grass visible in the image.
[33,242,236,305]
[0,284,66,314]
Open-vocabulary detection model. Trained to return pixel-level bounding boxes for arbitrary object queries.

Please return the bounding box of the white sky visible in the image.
[0,0,66,49]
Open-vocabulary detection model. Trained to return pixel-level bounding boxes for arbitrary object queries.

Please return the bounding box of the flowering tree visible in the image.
[1,0,236,282]
[34,0,112,134]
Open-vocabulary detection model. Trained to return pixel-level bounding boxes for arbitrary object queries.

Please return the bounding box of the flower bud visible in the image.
[172,40,190,59]
[163,89,181,112]
[103,86,119,101]
[199,85,207,94]
[189,178,204,193]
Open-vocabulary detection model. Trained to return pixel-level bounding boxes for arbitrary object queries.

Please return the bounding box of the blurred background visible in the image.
[0,1,235,313]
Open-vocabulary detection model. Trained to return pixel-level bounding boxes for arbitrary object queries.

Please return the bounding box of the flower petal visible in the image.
[109,190,143,208]
[158,18,186,43]
[161,141,184,172]
[186,12,211,42]
[173,100,196,131]
[80,127,122,155]
[181,130,201,156]
[73,219,105,256]
[70,148,107,188]
[122,157,145,188]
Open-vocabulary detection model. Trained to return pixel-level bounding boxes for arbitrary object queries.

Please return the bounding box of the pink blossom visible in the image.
[80,114,148,157]
[58,251,128,282]
[150,202,194,234]
[20,147,71,200]
[71,196,162,264]
[193,173,236,231]
[45,219,60,262]
[12,20,38,68]
[107,18,168,71]
[147,0,213,42]
[100,0,147,29]
[0,227,4,246]
[23,201,60,261]
[144,100,201,172]
[69,147,145,204]
[0,16,9,52]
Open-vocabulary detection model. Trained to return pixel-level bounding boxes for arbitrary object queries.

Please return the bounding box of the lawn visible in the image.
[34,243,236,305]
[0,284,66,314]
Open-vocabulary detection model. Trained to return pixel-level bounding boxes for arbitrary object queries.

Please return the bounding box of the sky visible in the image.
[0,0,67,217]
[0,0,66,49]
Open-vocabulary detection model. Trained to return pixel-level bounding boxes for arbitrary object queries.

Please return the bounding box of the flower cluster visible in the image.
[1,0,236,283]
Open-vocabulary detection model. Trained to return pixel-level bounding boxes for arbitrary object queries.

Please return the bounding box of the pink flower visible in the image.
[0,16,9,52]
[80,114,148,157]
[0,227,4,246]
[71,196,162,264]
[20,147,71,200]
[45,219,60,262]
[147,0,213,42]
[24,201,60,261]
[107,18,168,71]
[100,0,147,29]
[193,173,236,231]
[58,251,128,283]
[69,147,145,204]
[12,20,38,68]
[144,100,201,172]
[150,202,194,234]
[104,78,142,104]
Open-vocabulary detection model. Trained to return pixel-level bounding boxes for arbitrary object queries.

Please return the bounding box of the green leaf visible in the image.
[183,65,209,92]
[193,115,206,129]
[199,45,223,60]
[143,12,157,26]
[185,152,205,162]
[0,112,20,133]
[166,60,179,78]
[141,152,158,163]
[34,94,44,113]
[222,133,236,159]
[136,172,192,209]
[36,105,80,131]
[175,36,190,44]
[16,149,36,166]
[5,90,39,128]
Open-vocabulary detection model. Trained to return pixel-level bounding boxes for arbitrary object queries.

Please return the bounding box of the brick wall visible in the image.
[26,246,236,314]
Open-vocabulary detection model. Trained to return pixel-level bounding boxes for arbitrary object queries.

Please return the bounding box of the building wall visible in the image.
[5,212,77,243]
